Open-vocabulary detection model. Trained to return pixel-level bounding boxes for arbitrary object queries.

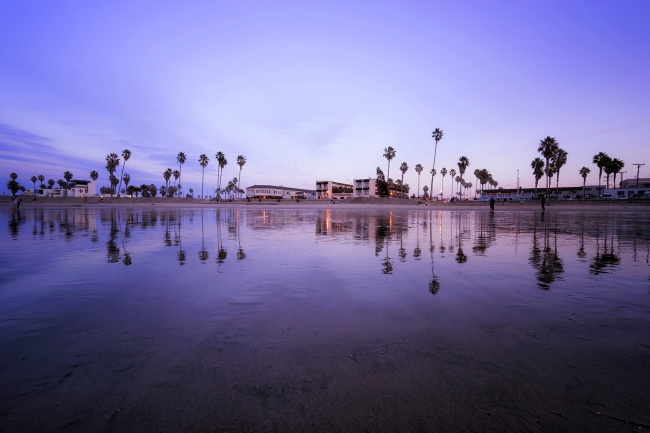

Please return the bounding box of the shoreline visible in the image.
[3,195,650,212]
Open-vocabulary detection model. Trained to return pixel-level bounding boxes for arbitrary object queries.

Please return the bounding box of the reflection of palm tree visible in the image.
[199,211,208,261]
[428,211,440,294]
[529,213,564,289]
[589,223,621,274]
[216,210,227,265]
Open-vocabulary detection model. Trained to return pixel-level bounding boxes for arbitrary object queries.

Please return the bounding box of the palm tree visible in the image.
[63,171,74,189]
[163,168,172,189]
[123,173,131,194]
[177,152,186,197]
[173,170,180,190]
[537,136,559,197]
[37,174,45,188]
[454,176,461,199]
[551,148,568,196]
[105,153,120,196]
[199,154,209,199]
[423,185,429,199]
[457,156,470,197]
[236,155,246,199]
[118,149,131,197]
[383,147,396,185]
[90,170,99,182]
[48,179,55,189]
[592,152,610,197]
[399,162,408,197]
[448,168,456,200]
[215,151,227,199]
[30,176,37,192]
[440,168,447,200]
[430,128,444,200]
[531,157,545,196]
[609,158,625,188]
[414,164,423,198]
[579,167,591,198]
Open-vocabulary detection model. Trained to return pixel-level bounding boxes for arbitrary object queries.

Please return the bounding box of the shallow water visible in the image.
[1,207,649,432]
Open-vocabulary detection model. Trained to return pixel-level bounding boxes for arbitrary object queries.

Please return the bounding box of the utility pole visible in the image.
[517,170,519,197]
[633,163,645,187]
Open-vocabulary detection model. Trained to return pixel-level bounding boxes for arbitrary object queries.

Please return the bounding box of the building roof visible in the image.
[246,184,315,193]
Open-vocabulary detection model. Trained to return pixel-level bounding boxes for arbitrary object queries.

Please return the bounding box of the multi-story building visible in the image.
[353,178,378,198]
[245,185,315,200]
[315,181,353,200]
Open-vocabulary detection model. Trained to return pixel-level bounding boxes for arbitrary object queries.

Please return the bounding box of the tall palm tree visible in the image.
[579,167,591,198]
[399,162,408,197]
[63,171,74,189]
[440,168,448,200]
[448,168,456,200]
[38,174,45,188]
[383,147,396,185]
[123,173,131,194]
[90,170,98,182]
[457,156,470,197]
[430,128,444,200]
[199,154,209,199]
[610,158,625,188]
[163,168,172,189]
[592,152,610,197]
[551,148,568,196]
[216,152,227,199]
[414,164,423,198]
[173,170,180,189]
[105,153,120,196]
[30,176,37,192]
[177,152,186,197]
[537,136,559,197]
[531,157,545,196]
[118,149,131,197]
[236,155,246,199]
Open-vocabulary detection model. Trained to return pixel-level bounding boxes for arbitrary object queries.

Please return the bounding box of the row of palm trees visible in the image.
[383,130,495,200]
[198,153,247,200]
[531,137,625,198]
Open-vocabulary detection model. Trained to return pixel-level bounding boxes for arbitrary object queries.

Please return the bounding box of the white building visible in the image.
[245,185,315,200]
[353,178,378,198]
[34,179,97,197]
[316,180,353,200]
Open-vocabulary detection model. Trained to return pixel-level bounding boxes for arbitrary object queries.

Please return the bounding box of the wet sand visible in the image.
[2,197,650,432]
[3,195,650,213]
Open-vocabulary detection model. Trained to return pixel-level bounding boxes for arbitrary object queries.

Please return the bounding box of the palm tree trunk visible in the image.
[429,141,438,201]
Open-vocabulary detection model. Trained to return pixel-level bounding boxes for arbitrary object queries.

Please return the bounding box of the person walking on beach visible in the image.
[541,195,546,211]
[489,196,495,211]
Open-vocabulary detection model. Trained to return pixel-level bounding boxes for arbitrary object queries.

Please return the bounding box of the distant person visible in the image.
[489,196,495,210]
[541,195,546,211]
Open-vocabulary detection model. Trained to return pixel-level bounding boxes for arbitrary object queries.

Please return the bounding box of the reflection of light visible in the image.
[389,211,393,229]
[325,209,330,233]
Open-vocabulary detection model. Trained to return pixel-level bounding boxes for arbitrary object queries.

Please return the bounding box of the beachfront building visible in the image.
[621,178,650,189]
[353,178,378,198]
[32,179,97,197]
[316,181,353,200]
[245,185,315,200]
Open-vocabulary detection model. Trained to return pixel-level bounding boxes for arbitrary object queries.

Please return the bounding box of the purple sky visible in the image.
[2,0,649,196]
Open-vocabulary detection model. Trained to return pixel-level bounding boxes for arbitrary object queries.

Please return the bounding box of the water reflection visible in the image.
[3,207,650,293]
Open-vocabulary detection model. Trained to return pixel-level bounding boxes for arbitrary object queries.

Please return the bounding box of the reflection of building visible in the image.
[34,179,97,197]
[353,178,378,198]
[316,181,353,200]
[245,185,315,200]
